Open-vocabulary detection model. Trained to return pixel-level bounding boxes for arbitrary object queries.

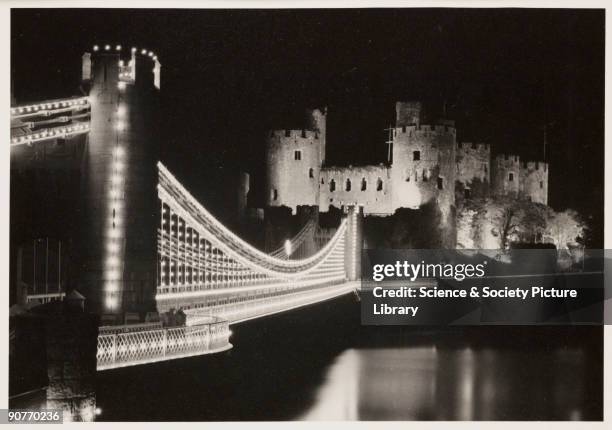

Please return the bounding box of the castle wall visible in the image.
[264,101,548,233]
[266,129,322,214]
[491,154,520,198]
[456,142,490,198]
[520,161,548,205]
[319,164,392,215]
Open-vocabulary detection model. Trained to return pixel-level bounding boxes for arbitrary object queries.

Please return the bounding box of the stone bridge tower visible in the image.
[78,44,161,315]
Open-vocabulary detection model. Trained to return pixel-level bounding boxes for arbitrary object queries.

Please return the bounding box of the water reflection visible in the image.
[301,346,589,421]
[95,296,602,421]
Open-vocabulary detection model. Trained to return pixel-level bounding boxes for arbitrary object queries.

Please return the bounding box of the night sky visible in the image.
[11,9,605,238]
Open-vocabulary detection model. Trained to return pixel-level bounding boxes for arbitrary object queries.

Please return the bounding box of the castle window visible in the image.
[508,172,514,182]
[330,179,336,192]
[376,178,383,191]
[294,150,301,161]
[413,151,420,161]
[272,189,278,201]
[321,178,325,184]
[361,178,367,191]
[309,168,314,178]
[437,177,444,190]
[540,181,544,189]
[345,179,352,191]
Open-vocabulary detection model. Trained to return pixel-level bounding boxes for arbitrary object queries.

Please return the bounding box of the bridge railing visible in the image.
[98,321,163,335]
[26,292,66,304]
[96,318,231,371]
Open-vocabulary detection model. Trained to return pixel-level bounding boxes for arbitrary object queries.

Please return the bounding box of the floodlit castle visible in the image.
[266,101,548,219]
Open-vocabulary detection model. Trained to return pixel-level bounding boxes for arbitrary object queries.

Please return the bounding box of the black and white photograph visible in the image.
[4,4,608,425]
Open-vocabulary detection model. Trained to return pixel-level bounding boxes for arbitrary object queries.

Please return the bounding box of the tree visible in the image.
[543,209,586,250]
[457,197,549,249]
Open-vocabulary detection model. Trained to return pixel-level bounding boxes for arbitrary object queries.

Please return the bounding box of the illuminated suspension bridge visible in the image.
[10,45,362,372]
[95,163,360,370]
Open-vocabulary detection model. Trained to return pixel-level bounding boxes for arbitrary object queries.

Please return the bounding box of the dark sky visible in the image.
[11,9,605,235]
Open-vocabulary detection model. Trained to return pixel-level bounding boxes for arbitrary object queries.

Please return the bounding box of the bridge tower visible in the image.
[78,45,161,315]
[345,206,363,282]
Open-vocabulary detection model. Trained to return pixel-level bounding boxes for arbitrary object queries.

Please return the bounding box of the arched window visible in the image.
[508,172,514,182]
[321,178,325,184]
[330,179,336,192]
[346,179,352,191]
[361,178,367,191]
[376,178,383,191]
[309,168,314,178]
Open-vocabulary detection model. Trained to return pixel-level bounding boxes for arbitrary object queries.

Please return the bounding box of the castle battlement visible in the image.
[494,154,520,165]
[84,44,161,89]
[321,164,390,176]
[268,129,320,140]
[521,160,548,172]
[457,142,490,153]
[394,124,456,136]
[266,102,549,215]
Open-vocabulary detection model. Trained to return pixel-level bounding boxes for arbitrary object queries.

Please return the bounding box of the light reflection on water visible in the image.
[301,346,587,421]
[95,296,601,421]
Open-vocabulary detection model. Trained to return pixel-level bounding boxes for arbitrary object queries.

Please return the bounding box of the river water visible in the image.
[95,294,602,421]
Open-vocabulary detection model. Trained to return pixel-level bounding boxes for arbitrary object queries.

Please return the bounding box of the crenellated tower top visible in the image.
[82,44,162,90]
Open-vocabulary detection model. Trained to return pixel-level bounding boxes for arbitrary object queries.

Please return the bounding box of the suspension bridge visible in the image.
[10,46,363,373]
[95,162,361,370]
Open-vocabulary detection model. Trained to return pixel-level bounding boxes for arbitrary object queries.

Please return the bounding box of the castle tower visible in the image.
[390,102,456,209]
[390,101,456,246]
[520,161,548,205]
[395,101,422,127]
[266,109,326,214]
[455,142,491,199]
[491,154,520,199]
[306,107,327,165]
[78,44,161,314]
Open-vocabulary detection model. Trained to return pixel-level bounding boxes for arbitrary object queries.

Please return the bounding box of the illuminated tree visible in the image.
[543,209,586,250]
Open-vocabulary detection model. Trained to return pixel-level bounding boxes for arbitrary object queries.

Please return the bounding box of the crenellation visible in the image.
[265,101,549,219]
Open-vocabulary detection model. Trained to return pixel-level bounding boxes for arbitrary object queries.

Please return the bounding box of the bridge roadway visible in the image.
[96,281,359,371]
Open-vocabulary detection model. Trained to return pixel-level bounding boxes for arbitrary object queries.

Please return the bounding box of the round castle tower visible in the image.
[455,142,491,199]
[266,109,326,214]
[390,101,457,246]
[491,154,521,198]
[520,161,548,205]
[390,102,457,211]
